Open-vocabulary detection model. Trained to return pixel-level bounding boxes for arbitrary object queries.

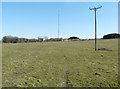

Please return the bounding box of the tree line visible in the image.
[2,36,63,43]
[103,33,120,39]
[2,35,81,43]
[2,36,43,43]
[2,33,120,43]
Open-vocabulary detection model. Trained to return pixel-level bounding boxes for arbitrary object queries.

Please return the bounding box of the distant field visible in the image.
[2,39,118,87]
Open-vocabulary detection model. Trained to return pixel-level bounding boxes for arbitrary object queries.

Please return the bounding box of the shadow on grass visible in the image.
[97,48,112,51]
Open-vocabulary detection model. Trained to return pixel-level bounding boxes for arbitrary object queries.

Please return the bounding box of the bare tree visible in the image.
[38,36,43,42]
[43,36,48,41]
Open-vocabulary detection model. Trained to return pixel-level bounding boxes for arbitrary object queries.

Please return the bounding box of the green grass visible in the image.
[2,39,118,87]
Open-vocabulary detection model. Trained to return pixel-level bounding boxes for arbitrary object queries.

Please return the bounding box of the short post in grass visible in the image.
[89,6,102,51]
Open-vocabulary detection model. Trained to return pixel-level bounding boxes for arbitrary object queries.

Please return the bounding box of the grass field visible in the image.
[2,39,118,87]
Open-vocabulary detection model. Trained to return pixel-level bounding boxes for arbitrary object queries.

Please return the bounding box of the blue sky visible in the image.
[2,2,118,39]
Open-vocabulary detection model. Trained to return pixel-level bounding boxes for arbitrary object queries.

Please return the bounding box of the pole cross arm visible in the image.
[96,6,102,10]
[89,7,95,10]
[89,6,102,10]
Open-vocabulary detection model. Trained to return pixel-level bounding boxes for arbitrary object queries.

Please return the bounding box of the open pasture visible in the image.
[2,39,118,87]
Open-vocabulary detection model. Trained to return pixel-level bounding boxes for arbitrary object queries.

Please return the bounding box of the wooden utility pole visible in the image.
[89,6,102,51]
[58,9,60,38]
